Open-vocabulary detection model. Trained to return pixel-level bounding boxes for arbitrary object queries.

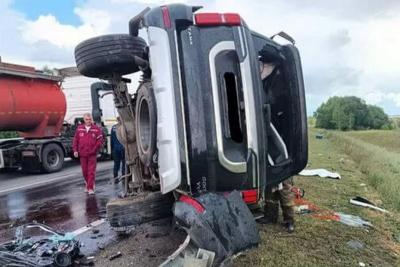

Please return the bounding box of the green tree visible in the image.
[314,96,390,130]
[41,65,56,75]
[366,105,391,129]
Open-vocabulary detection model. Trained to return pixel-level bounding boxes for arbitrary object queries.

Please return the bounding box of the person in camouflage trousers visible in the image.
[258,178,295,233]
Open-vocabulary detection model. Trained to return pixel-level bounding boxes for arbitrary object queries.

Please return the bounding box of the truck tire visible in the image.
[74,34,146,78]
[107,192,174,229]
[135,83,157,167]
[41,143,64,173]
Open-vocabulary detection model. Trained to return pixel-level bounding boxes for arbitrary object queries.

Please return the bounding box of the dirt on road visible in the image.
[92,218,187,267]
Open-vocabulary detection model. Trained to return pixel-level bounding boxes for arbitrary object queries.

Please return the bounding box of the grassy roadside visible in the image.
[327,130,400,211]
[233,128,400,267]
[344,130,400,154]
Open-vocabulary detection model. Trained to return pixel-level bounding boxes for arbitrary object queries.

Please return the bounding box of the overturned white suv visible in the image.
[75,3,307,263]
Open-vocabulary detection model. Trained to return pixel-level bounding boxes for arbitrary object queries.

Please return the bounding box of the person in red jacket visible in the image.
[73,113,104,195]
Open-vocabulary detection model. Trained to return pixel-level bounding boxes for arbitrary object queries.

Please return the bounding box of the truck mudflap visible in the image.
[172,191,260,265]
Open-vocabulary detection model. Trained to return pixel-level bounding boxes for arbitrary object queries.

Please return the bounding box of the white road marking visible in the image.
[72,219,106,236]
[0,173,76,196]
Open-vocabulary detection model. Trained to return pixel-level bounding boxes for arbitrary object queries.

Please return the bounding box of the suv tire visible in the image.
[107,192,174,228]
[75,34,146,78]
[135,82,157,167]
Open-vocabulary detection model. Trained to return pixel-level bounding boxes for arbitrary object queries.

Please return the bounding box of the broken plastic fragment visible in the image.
[350,196,388,213]
[336,212,372,228]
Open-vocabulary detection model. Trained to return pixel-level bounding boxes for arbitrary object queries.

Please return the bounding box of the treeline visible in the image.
[314,96,391,130]
[0,131,18,139]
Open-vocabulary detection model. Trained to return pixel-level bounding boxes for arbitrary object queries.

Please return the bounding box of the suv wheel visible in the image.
[135,82,157,167]
[74,34,146,78]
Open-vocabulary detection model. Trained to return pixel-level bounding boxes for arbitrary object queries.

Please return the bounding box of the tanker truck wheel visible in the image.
[135,83,157,167]
[41,143,64,173]
[74,34,147,78]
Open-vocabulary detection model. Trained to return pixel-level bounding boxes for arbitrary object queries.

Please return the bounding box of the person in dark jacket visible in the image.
[73,113,104,194]
[111,117,125,181]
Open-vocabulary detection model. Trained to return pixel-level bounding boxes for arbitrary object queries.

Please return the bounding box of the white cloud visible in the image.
[21,13,109,49]
[387,93,400,107]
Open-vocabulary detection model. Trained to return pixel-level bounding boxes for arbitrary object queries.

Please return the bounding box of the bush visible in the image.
[0,131,18,139]
[314,96,390,130]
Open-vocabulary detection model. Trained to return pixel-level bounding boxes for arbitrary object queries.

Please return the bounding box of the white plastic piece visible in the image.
[349,199,388,213]
[147,27,181,194]
[299,169,341,179]
[0,149,4,169]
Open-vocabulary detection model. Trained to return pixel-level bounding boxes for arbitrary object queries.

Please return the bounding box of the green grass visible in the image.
[344,130,400,153]
[327,130,400,211]
[233,129,400,267]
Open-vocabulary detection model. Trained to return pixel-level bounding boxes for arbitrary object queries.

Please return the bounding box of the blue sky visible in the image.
[1,0,400,116]
[11,0,82,25]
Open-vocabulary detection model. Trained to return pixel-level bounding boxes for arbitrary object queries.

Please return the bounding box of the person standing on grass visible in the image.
[257,44,295,232]
[258,179,296,233]
[73,113,104,195]
[111,117,125,182]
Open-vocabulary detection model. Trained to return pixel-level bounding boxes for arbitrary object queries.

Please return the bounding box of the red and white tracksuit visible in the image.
[73,124,104,191]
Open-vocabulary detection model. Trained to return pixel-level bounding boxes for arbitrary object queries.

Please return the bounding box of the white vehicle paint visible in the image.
[147,26,181,194]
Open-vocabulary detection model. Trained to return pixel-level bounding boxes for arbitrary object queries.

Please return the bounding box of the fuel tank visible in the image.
[0,62,66,138]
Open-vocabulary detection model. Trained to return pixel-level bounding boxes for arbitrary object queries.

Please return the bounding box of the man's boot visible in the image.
[283,221,295,233]
[257,200,279,224]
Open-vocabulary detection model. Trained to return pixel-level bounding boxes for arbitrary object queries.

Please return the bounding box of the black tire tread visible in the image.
[74,34,146,78]
[107,192,174,228]
[135,82,157,167]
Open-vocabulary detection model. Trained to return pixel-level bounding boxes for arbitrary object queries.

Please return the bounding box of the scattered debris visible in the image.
[160,235,216,267]
[182,248,215,267]
[350,196,388,213]
[109,251,122,261]
[299,169,341,179]
[0,223,80,267]
[346,240,364,250]
[295,196,372,228]
[294,204,312,214]
[76,256,95,266]
[336,212,372,228]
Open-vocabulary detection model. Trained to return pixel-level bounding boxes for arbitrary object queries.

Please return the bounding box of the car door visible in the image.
[253,33,308,186]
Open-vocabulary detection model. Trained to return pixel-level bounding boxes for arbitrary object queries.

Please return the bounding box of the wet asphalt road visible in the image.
[0,160,120,243]
[0,161,187,266]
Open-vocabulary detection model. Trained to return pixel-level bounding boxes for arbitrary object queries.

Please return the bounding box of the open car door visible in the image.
[259,40,308,186]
